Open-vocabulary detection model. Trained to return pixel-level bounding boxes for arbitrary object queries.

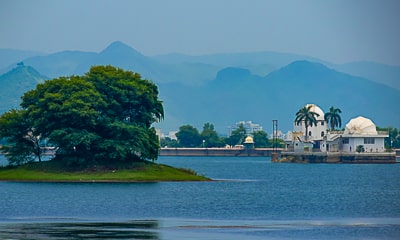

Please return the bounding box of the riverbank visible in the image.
[276,152,397,163]
[160,147,282,157]
[0,160,210,182]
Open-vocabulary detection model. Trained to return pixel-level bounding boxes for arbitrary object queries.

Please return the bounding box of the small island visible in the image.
[0,160,209,182]
[0,66,209,182]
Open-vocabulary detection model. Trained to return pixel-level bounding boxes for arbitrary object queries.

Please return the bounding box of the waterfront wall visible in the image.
[159,148,282,157]
[159,148,399,160]
[277,152,396,163]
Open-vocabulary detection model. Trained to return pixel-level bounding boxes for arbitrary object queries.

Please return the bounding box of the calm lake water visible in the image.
[1,156,400,239]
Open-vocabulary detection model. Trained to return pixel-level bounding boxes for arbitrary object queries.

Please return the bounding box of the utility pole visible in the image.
[272,120,278,153]
[271,120,279,162]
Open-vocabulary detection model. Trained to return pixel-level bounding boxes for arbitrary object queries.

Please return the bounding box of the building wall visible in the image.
[293,141,313,152]
[321,135,386,153]
[362,138,385,153]
[293,120,327,141]
[320,139,340,152]
[335,137,385,153]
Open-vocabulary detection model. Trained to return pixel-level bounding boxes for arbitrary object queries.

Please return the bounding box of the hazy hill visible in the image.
[0,60,399,134]
[1,42,399,133]
[0,49,43,73]
[73,41,162,80]
[23,50,96,78]
[156,61,400,133]
[152,51,323,69]
[0,64,48,113]
[2,42,217,85]
[333,61,400,90]
[1,42,399,89]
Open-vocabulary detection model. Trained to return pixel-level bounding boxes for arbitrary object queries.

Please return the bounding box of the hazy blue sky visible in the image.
[1,0,399,65]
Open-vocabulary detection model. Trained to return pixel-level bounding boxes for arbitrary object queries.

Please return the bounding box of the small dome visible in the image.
[305,104,325,121]
[344,116,377,135]
[244,136,254,144]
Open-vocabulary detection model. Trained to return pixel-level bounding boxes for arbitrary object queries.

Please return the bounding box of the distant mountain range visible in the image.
[156,61,400,133]
[1,41,399,134]
[0,64,48,113]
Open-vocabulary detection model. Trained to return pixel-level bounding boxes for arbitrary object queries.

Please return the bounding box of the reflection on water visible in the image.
[1,218,400,240]
[0,220,159,240]
[1,156,400,239]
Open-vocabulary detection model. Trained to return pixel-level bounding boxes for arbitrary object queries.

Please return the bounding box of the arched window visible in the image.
[321,131,325,137]
[309,131,312,136]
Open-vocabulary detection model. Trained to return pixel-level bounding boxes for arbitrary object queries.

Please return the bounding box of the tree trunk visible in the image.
[35,141,42,162]
[305,125,308,141]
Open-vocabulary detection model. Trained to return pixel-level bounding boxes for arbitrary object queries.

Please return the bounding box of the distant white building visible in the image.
[285,104,388,153]
[270,130,285,140]
[155,129,178,140]
[321,116,387,153]
[285,104,327,151]
[228,121,263,136]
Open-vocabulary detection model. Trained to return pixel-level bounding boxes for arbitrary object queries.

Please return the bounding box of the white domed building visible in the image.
[293,104,327,141]
[282,106,394,162]
[321,116,388,153]
[288,104,327,152]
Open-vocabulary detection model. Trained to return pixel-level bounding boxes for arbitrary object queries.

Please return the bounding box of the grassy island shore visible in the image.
[0,160,210,182]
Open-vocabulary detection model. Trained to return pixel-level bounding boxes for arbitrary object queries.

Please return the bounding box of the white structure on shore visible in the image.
[321,116,387,153]
[286,104,388,153]
[293,104,327,141]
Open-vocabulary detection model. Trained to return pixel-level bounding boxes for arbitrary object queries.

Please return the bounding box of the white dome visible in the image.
[344,116,377,135]
[305,104,325,121]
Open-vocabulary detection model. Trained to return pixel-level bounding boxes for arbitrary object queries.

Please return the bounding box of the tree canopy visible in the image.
[294,105,320,140]
[252,130,269,148]
[324,106,342,130]
[200,123,224,147]
[175,125,201,147]
[226,123,247,147]
[0,65,164,167]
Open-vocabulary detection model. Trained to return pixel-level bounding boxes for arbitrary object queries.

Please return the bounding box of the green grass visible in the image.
[0,160,211,182]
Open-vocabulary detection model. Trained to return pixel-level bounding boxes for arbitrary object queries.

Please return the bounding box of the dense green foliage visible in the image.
[173,122,272,148]
[252,130,269,148]
[324,106,342,130]
[0,109,41,165]
[377,126,400,149]
[175,125,201,147]
[200,123,225,147]
[225,124,247,147]
[0,65,164,167]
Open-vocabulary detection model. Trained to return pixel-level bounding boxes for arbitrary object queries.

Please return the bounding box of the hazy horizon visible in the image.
[1,0,399,66]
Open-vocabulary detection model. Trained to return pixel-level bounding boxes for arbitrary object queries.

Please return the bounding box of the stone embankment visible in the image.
[159,148,282,157]
[276,152,397,163]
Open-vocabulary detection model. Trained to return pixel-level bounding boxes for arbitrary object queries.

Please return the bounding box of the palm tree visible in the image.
[295,105,320,141]
[324,106,342,131]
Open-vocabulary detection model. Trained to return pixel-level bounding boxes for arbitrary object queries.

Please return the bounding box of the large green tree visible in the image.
[0,109,41,165]
[294,105,320,141]
[252,130,269,148]
[200,123,224,147]
[0,65,164,166]
[324,106,342,131]
[226,123,246,147]
[176,125,201,147]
